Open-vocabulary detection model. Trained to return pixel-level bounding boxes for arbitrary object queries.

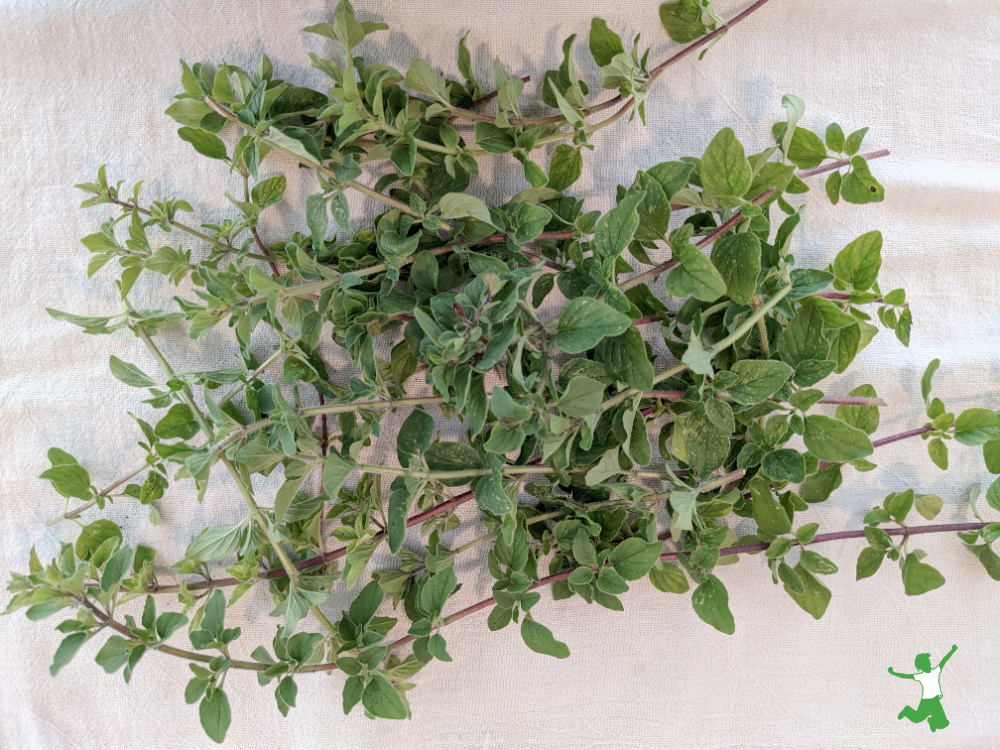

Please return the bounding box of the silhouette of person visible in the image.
[887,645,957,732]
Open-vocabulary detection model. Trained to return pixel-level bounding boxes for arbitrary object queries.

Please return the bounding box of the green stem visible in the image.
[711,283,792,354]
[106,197,276,262]
[123,284,335,634]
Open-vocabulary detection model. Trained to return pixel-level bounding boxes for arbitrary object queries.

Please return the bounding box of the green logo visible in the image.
[887,645,958,732]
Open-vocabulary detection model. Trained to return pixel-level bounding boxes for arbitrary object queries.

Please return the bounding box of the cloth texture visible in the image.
[2,0,1000,748]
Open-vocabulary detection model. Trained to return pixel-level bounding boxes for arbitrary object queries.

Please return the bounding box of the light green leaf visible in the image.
[954,408,1000,446]
[547,145,583,191]
[701,128,751,199]
[803,415,873,462]
[833,230,882,290]
[554,297,631,354]
[588,18,624,67]
[609,538,663,580]
[557,376,606,418]
[710,231,761,305]
[438,193,493,224]
[667,243,726,302]
[177,127,228,161]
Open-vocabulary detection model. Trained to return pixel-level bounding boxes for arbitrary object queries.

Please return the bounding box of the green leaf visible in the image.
[186,523,243,562]
[554,297,631,354]
[420,567,457,616]
[274,471,312,526]
[322,453,354,496]
[438,192,493,224]
[589,18,624,67]
[921,358,940,404]
[474,122,514,154]
[397,408,435,468]
[691,574,735,635]
[609,538,663,580]
[425,442,484,481]
[200,689,232,743]
[915,494,943,520]
[428,632,452,662]
[94,635,131,673]
[984,440,1000,474]
[800,550,838,575]
[666,243,726,302]
[342,675,364,714]
[596,326,653,391]
[840,156,884,204]
[779,302,830,368]
[826,122,845,152]
[349,580,384,626]
[856,546,885,580]
[155,611,188,641]
[165,98,225,132]
[177,127,228,161]
[520,617,570,658]
[404,58,449,103]
[902,554,945,596]
[387,478,420,554]
[557,376,606,418]
[75,520,122,561]
[672,409,731,474]
[659,0,710,43]
[803,415,874,462]
[475,472,514,516]
[710,232,761,305]
[725,360,793,405]
[954,408,1000,446]
[833,231,882,291]
[834,384,880,435]
[101,544,134,592]
[251,175,286,209]
[109,356,156,388]
[547,145,583,191]
[701,128,752,199]
[762,449,806,483]
[154,404,200,440]
[986,476,1000,514]
[649,562,689,593]
[783,127,827,169]
[784,564,831,619]
[40,463,92,500]
[50,632,89,676]
[591,192,643,262]
[749,478,791,535]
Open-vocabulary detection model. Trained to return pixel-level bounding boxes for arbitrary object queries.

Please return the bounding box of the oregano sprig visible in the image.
[9,0,1000,743]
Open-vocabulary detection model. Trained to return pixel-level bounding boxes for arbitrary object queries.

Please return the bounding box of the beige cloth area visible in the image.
[2,0,1000,747]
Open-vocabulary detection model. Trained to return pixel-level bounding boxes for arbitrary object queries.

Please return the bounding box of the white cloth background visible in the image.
[2,0,999,747]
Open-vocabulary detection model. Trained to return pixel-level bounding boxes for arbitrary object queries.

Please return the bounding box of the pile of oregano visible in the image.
[8,0,1000,742]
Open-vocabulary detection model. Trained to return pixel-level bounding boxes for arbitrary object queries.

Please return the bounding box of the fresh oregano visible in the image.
[8,0,1000,742]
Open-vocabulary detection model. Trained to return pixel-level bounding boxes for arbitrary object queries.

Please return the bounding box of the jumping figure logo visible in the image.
[887,645,958,732]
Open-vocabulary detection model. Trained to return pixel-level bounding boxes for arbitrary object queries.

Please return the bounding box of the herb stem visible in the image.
[203,97,445,228]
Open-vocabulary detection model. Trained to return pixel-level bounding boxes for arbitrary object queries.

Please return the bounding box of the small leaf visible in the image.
[109,356,157,388]
[520,617,570,658]
[902,554,945,596]
[691,574,735,635]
